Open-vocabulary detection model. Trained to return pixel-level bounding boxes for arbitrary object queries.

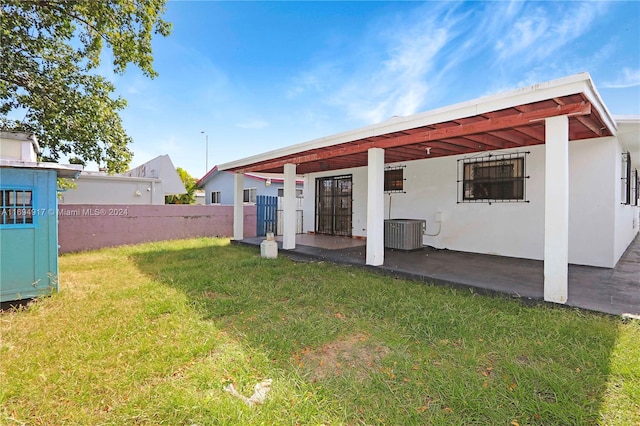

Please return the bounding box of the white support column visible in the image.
[283,163,297,250]
[233,172,244,241]
[544,115,569,304]
[366,148,385,266]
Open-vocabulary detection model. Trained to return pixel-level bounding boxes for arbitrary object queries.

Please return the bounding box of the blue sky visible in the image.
[108,1,640,179]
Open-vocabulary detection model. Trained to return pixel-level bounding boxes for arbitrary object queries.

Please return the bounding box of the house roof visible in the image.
[120,154,186,195]
[76,171,162,183]
[218,73,617,175]
[244,172,304,185]
[196,165,303,188]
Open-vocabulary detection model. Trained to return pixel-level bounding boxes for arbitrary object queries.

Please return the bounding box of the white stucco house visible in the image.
[60,154,186,205]
[217,73,640,306]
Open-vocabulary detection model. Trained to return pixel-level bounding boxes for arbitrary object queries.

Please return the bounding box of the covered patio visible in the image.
[236,233,640,317]
[219,74,637,309]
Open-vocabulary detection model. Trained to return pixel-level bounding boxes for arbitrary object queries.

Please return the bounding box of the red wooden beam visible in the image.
[237,102,591,173]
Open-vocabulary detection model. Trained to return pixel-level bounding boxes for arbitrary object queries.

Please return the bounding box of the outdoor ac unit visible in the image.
[384,219,426,250]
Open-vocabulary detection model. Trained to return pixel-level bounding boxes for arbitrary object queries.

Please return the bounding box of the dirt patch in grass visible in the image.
[293,333,390,382]
[202,291,233,300]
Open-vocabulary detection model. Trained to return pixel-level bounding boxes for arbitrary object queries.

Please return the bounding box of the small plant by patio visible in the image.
[1,238,638,424]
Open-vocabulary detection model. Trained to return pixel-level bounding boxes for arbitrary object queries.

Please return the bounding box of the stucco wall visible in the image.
[613,140,640,264]
[60,175,165,205]
[388,146,547,262]
[58,204,257,253]
[303,168,368,238]
[568,137,616,267]
[303,138,633,268]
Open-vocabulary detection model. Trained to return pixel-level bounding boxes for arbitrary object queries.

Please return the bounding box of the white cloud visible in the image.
[286,65,337,99]
[602,68,640,88]
[235,119,269,129]
[159,135,180,153]
[327,4,462,124]
[495,12,549,60]
[494,2,606,62]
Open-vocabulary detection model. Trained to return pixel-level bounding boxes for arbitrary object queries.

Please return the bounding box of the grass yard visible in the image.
[1,238,638,425]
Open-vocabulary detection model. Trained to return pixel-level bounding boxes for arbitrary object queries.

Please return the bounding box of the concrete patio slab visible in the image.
[236,234,640,316]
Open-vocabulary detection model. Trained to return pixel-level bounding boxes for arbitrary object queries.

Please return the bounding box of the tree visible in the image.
[165,167,197,204]
[0,0,171,172]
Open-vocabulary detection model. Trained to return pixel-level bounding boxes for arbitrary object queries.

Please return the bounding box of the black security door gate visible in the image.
[315,175,352,236]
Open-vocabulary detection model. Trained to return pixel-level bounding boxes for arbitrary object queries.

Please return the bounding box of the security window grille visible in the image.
[243,188,257,204]
[632,169,638,206]
[211,191,221,204]
[621,152,632,205]
[459,153,528,203]
[1,189,34,226]
[384,168,404,192]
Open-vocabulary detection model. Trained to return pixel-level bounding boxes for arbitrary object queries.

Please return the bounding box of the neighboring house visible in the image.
[0,131,82,302]
[197,166,304,235]
[217,73,640,306]
[121,154,186,194]
[60,154,186,205]
[196,166,303,205]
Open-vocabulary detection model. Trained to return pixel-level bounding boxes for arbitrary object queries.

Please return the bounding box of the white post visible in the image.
[366,148,385,266]
[233,172,244,241]
[544,115,569,304]
[283,163,297,250]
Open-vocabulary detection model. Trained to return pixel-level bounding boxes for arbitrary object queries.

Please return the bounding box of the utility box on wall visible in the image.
[384,219,426,250]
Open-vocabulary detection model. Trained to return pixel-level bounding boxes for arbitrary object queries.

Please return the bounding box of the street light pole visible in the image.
[201,131,209,173]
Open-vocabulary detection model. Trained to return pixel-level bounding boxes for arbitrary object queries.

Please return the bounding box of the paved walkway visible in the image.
[236,234,640,316]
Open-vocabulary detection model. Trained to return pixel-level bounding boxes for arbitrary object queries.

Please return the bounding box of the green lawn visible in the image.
[1,238,638,425]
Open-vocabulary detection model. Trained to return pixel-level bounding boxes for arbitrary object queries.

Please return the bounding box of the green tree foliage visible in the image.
[165,167,196,204]
[0,0,171,172]
[56,177,76,198]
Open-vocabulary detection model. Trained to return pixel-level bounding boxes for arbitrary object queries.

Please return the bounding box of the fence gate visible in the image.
[256,195,277,236]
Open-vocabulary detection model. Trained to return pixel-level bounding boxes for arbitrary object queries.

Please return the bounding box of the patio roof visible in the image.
[219,73,616,175]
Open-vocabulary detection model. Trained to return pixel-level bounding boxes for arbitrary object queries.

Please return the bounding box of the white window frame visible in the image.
[211,191,221,204]
[243,188,257,204]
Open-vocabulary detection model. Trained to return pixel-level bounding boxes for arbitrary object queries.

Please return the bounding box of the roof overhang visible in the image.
[77,171,162,183]
[219,73,617,175]
[615,115,640,167]
[195,165,304,188]
[0,160,83,179]
[195,165,219,188]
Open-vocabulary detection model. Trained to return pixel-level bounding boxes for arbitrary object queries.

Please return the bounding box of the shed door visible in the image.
[315,175,352,236]
[0,169,57,303]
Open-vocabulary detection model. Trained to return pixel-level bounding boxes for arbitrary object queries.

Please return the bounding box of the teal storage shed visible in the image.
[0,132,82,303]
